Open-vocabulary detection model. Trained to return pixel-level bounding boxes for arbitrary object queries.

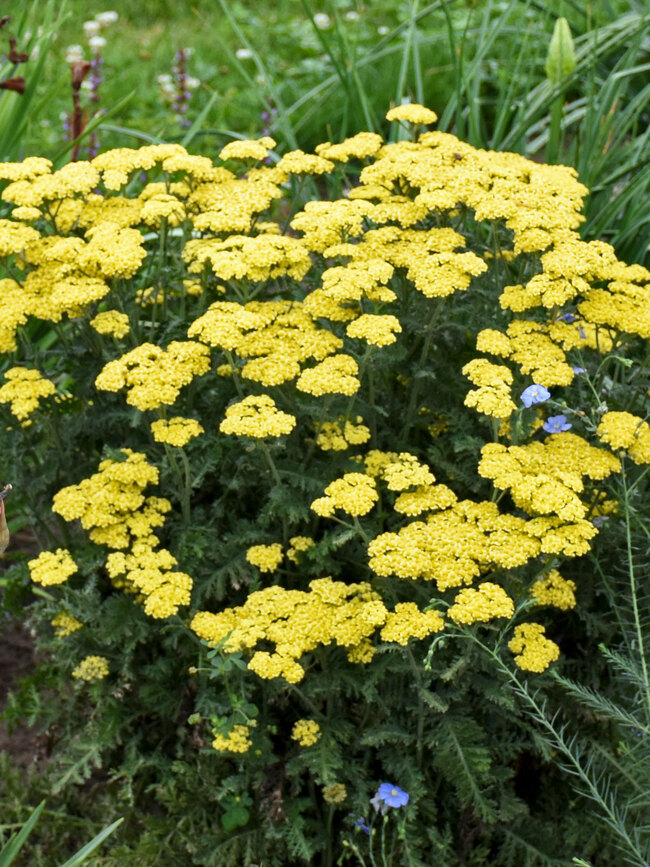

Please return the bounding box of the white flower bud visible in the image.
[88,35,107,54]
[313,13,331,29]
[83,20,101,37]
[95,11,119,27]
[66,44,84,63]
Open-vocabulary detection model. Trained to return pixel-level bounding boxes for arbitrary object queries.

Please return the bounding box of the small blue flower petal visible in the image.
[353,816,370,835]
[377,782,409,808]
[521,384,551,408]
[543,414,572,433]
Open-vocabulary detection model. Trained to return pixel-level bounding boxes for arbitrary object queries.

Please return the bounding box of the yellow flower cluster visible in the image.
[381,453,436,491]
[191,577,446,682]
[316,131,383,162]
[478,435,621,523]
[52,449,163,547]
[462,359,516,419]
[316,416,371,451]
[106,543,192,618]
[95,341,210,410]
[0,367,56,426]
[508,623,560,673]
[246,543,283,572]
[28,548,78,586]
[386,103,438,125]
[53,451,191,618]
[184,234,311,282]
[219,136,276,162]
[296,354,360,396]
[311,473,378,517]
[219,395,296,438]
[89,310,131,338]
[51,612,83,637]
[380,603,444,644]
[286,536,315,563]
[368,500,541,589]
[346,313,402,346]
[448,583,515,625]
[5,110,649,679]
[322,783,348,804]
[597,412,650,465]
[211,724,253,753]
[291,719,321,746]
[393,484,458,516]
[188,298,343,387]
[150,416,204,447]
[531,569,577,610]
[72,655,110,681]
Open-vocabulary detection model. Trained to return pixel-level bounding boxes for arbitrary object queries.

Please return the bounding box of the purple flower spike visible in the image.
[543,415,572,433]
[521,384,551,408]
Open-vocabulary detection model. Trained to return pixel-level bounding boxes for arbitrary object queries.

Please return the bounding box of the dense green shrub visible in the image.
[1,104,650,864]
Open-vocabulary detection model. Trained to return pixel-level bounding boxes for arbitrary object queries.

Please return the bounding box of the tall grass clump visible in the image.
[1,104,650,864]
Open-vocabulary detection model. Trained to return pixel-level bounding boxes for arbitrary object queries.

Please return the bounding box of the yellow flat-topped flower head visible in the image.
[386,103,438,125]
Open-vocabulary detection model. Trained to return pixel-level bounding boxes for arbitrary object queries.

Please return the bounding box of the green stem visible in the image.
[178,448,193,525]
[620,461,650,718]
[380,816,389,867]
[546,92,564,164]
[398,302,442,446]
[406,647,424,767]
[258,440,288,542]
[163,443,190,524]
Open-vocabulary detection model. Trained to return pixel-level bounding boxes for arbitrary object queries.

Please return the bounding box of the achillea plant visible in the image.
[1,104,649,865]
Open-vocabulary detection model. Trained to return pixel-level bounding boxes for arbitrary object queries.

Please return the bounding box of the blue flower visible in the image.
[375,783,409,809]
[557,312,576,322]
[353,816,370,835]
[520,384,551,408]
[543,415,572,433]
[572,366,585,374]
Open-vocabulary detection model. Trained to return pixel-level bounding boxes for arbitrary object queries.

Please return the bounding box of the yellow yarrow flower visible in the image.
[28,548,78,586]
[312,473,378,517]
[287,536,315,563]
[219,137,275,162]
[509,623,560,672]
[346,314,402,346]
[150,417,204,447]
[385,103,438,125]
[246,543,283,572]
[212,724,253,753]
[89,310,131,338]
[597,412,650,465]
[0,367,56,426]
[531,569,577,610]
[322,783,348,804]
[291,718,321,746]
[51,612,83,637]
[448,582,515,625]
[380,602,445,645]
[220,395,296,438]
[72,655,110,682]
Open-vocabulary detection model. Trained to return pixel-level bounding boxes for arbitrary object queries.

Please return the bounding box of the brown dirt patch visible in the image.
[0,618,41,768]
